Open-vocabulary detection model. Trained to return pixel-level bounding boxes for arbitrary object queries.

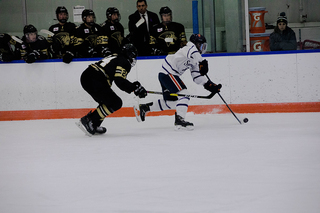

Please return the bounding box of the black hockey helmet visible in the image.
[23,24,38,42]
[106,7,121,23]
[56,6,69,23]
[121,43,138,67]
[189,34,207,54]
[23,24,37,35]
[159,6,172,24]
[82,9,96,26]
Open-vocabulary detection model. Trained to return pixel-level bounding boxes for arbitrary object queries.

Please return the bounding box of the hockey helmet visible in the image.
[121,43,138,67]
[23,24,38,43]
[189,34,207,54]
[106,7,121,23]
[82,9,96,26]
[56,6,69,23]
[159,6,172,24]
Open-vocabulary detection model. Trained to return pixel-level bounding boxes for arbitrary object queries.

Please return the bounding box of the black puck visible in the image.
[243,118,249,123]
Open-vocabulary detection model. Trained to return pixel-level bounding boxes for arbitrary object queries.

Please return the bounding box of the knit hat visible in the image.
[277,12,288,24]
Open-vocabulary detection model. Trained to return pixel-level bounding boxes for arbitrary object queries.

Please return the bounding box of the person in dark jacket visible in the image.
[128,0,160,56]
[270,12,297,51]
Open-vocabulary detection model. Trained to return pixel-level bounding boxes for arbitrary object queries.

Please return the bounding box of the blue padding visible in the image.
[192,0,199,34]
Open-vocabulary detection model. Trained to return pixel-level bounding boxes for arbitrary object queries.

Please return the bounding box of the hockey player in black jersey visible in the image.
[0,33,20,62]
[73,9,110,58]
[18,25,50,64]
[76,44,147,136]
[149,6,187,56]
[101,7,125,54]
[48,6,77,63]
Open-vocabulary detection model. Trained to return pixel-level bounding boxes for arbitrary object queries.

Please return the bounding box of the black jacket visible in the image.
[270,26,297,51]
[128,10,160,56]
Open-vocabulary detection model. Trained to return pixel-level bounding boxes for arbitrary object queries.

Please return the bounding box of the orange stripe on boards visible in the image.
[0,102,319,121]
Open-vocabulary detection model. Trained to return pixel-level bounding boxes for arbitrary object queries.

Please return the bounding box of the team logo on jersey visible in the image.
[84,29,90,33]
[159,32,176,47]
[110,26,115,31]
[53,27,59,32]
[111,31,123,46]
[157,28,163,33]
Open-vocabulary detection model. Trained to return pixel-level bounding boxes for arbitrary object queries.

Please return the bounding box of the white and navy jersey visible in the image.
[160,41,208,85]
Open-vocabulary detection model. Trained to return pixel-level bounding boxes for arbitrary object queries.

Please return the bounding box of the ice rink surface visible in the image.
[1,112,320,213]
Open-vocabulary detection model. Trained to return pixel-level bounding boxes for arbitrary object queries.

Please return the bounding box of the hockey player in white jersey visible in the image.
[135,34,222,130]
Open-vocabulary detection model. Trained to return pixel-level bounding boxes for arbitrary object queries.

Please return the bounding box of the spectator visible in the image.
[18,25,50,64]
[74,9,110,58]
[48,6,77,63]
[0,33,20,62]
[270,12,297,51]
[101,7,125,54]
[149,6,187,56]
[128,0,160,56]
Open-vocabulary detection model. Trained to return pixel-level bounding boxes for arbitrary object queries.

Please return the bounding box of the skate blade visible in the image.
[133,106,141,122]
[174,125,194,131]
[75,121,93,137]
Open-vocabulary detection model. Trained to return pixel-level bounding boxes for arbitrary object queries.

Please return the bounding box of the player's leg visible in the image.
[77,67,122,135]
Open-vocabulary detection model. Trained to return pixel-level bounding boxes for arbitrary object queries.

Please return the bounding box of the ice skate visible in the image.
[76,112,96,136]
[174,112,194,131]
[134,103,152,122]
[95,126,107,134]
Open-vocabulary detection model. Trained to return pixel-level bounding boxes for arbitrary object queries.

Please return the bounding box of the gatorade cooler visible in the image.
[250,33,270,52]
[249,7,268,33]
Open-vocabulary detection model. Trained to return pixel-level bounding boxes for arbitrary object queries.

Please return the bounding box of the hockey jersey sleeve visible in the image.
[188,48,208,85]
[113,64,137,94]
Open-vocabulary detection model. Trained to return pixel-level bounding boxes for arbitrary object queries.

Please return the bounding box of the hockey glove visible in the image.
[101,47,111,57]
[133,81,147,98]
[204,80,222,94]
[151,47,162,56]
[25,50,40,64]
[63,51,74,64]
[199,59,209,76]
[88,47,98,57]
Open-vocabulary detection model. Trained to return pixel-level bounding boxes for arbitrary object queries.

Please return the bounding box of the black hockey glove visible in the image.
[133,81,147,98]
[101,47,111,57]
[88,47,98,57]
[25,50,40,64]
[199,59,209,76]
[151,47,162,56]
[63,51,74,64]
[204,80,222,94]
[0,53,15,62]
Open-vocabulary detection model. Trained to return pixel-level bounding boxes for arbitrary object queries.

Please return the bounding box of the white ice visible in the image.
[1,112,320,213]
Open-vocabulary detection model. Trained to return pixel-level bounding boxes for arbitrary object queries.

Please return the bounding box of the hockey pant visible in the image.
[149,73,190,119]
[80,66,122,127]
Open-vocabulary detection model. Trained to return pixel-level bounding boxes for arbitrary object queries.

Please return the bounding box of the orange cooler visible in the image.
[249,7,268,33]
[250,33,270,52]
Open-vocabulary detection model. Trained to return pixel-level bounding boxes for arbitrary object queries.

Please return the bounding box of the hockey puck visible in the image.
[243,118,249,123]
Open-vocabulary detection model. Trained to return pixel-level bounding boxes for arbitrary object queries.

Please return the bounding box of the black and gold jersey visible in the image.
[149,22,187,55]
[101,21,124,54]
[90,54,135,93]
[74,23,108,58]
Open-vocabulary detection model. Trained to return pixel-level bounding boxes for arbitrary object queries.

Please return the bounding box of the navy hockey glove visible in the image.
[133,81,147,98]
[25,50,40,64]
[63,51,74,64]
[199,59,209,76]
[204,80,222,94]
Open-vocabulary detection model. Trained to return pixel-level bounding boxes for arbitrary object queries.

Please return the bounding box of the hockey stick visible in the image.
[40,29,55,36]
[147,90,215,99]
[205,74,242,124]
[11,35,23,44]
